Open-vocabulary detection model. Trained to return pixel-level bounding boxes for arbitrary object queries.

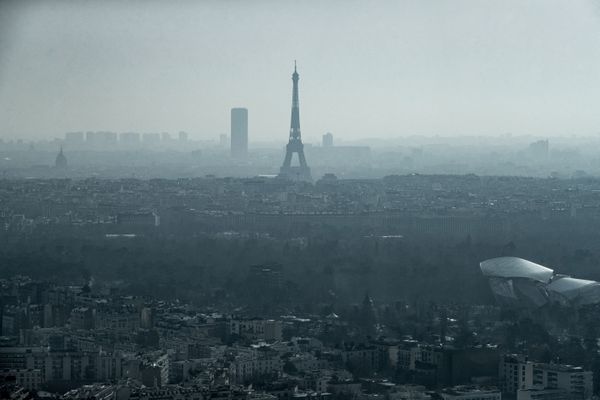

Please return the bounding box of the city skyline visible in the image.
[3,1,600,141]
[4,3,600,399]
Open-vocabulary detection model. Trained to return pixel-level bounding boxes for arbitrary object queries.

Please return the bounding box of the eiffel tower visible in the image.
[279,62,312,182]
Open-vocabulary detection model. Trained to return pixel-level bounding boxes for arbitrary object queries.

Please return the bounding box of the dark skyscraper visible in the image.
[280,62,311,181]
[230,108,248,158]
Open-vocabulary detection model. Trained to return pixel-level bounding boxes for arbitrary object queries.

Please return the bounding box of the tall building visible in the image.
[120,132,140,146]
[85,131,95,144]
[231,108,248,158]
[279,62,311,181]
[323,132,334,147]
[86,131,117,147]
[65,132,84,145]
[528,139,549,159]
[142,133,161,146]
[500,355,593,400]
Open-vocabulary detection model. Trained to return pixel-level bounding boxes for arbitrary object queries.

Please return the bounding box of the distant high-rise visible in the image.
[65,132,84,145]
[85,131,95,144]
[142,133,161,146]
[120,132,140,146]
[279,62,311,181]
[231,108,248,158]
[323,132,333,147]
[528,139,549,159]
[86,131,117,147]
[178,131,188,142]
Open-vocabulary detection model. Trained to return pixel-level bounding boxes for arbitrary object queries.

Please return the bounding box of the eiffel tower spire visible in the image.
[280,62,311,181]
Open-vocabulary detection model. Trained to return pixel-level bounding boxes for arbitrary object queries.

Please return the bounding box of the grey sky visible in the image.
[1,0,600,143]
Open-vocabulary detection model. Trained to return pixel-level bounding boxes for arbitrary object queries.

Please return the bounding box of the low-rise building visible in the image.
[438,386,501,400]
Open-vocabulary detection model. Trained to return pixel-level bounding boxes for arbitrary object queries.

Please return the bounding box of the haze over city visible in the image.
[3,0,600,142]
[6,2,600,400]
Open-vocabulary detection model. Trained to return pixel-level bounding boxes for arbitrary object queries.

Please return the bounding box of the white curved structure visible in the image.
[480,257,554,283]
[480,257,600,307]
[548,276,600,305]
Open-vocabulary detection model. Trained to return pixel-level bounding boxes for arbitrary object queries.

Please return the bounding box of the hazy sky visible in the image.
[2,0,600,143]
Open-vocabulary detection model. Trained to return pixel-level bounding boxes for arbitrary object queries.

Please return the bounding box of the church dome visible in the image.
[55,147,67,168]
